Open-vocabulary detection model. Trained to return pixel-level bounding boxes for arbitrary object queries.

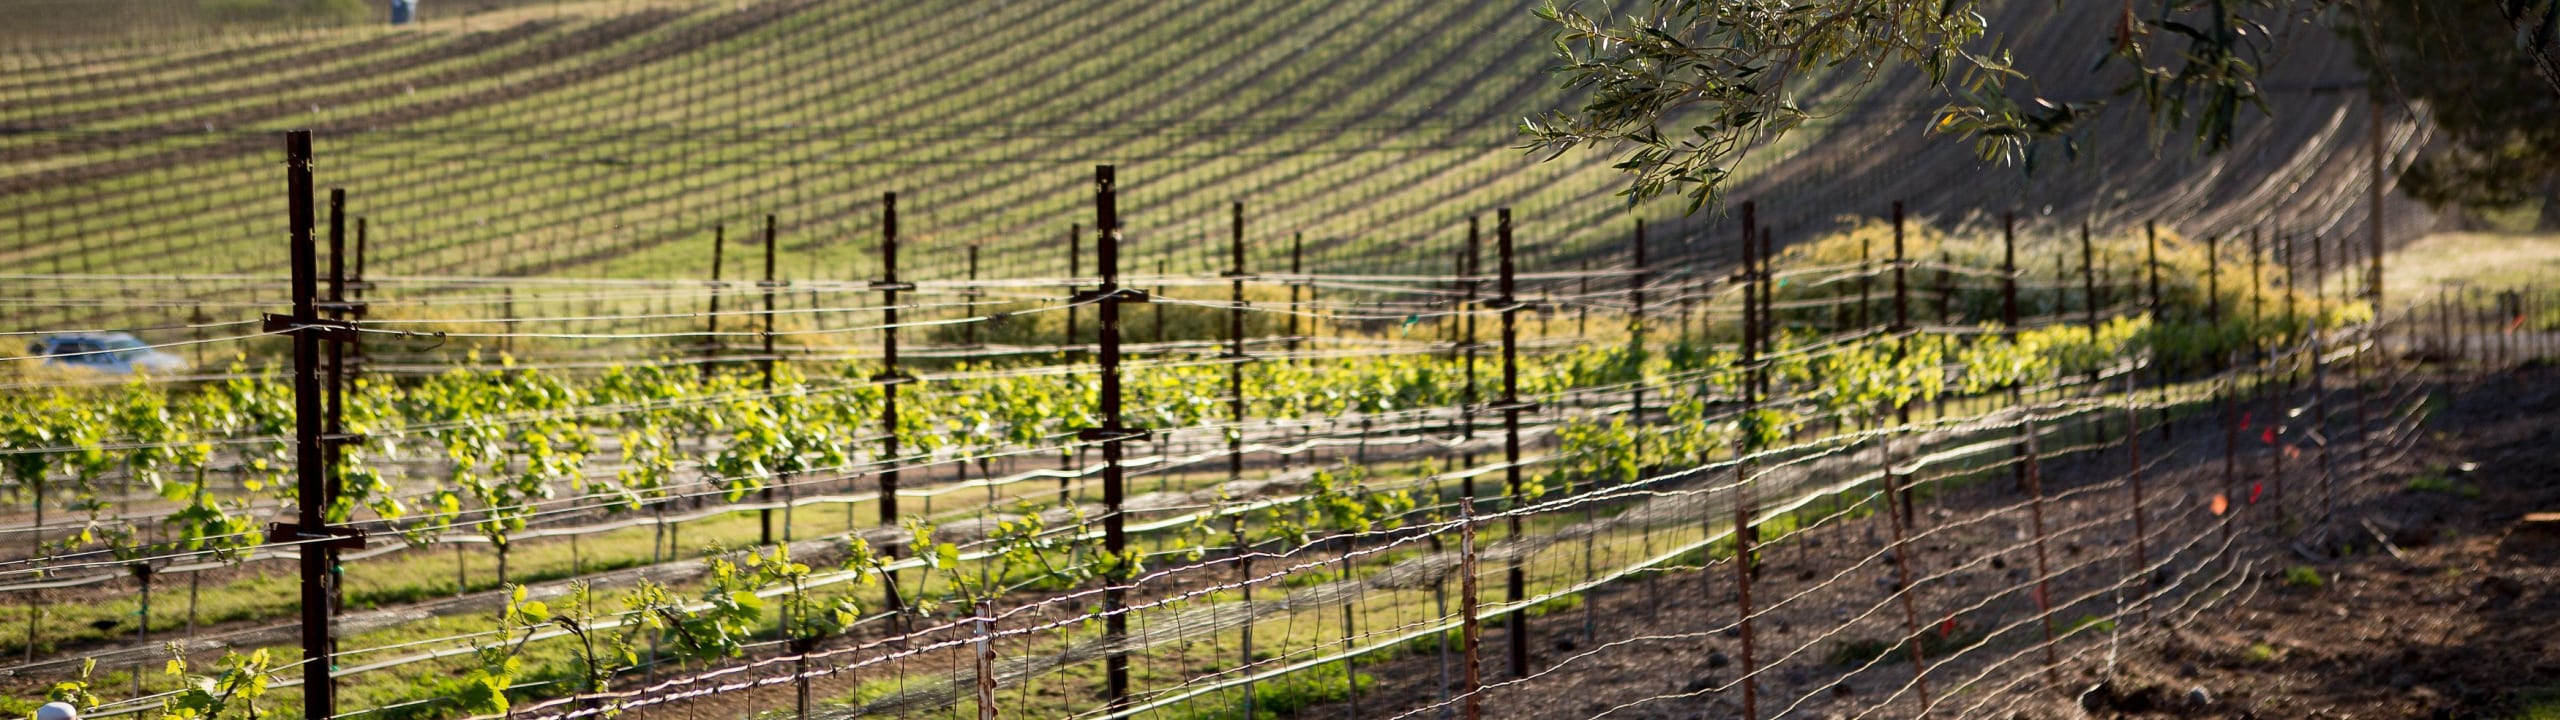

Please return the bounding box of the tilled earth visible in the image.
[2063,365,2560,720]
[1325,365,2560,720]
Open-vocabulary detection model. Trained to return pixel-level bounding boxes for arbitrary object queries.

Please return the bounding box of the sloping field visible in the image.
[0,0,2424,288]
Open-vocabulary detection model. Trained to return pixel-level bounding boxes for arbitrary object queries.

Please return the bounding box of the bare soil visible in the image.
[1317,364,2560,720]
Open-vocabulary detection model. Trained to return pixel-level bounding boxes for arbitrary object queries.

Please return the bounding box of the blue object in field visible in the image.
[27,332,188,376]
[390,0,415,25]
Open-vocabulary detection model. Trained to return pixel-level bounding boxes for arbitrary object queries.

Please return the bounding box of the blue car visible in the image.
[26,333,187,375]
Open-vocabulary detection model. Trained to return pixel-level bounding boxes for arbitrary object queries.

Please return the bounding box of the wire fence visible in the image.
[0,143,2533,720]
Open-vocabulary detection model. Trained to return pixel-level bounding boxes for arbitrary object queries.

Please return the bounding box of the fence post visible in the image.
[703,225,725,382]
[965,245,980,348]
[1459,503,1483,720]
[2147,221,2167,442]
[1288,232,1305,358]
[974,609,998,720]
[276,129,350,720]
[1885,201,1932,715]
[2080,221,2099,338]
[351,215,368,383]
[1461,219,1481,486]
[2023,416,2058,688]
[1631,218,1656,608]
[1631,218,1648,460]
[322,187,355,691]
[2080,222,2103,441]
[1860,212,1873,330]
[1228,202,1248,484]
[1078,165,1148,711]
[1760,225,1775,408]
[325,187,349,509]
[1891,201,1915,527]
[1068,224,1080,356]
[1734,203,1762,720]
[1062,224,1080,506]
[875,195,913,627]
[2004,213,2026,495]
[761,215,782,546]
[1226,202,1257,718]
[1495,209,1533,679]
[2208,234,2221,339]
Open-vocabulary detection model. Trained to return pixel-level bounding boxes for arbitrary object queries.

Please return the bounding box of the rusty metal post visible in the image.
[2081,221,2099,339]
[1079,165,1149,711]
[964,245,980,348]
[874,196,913,628]
[2023,416,2059,688]
[1459,503,1483,720]
[1630,219,1649,471]
[1734,205,1763,720]
[2148,221,2169,442]
[280,130,343,720]
[761,214,781,546]
[1228,202,1248,485]
[703,225,725,382]
[1885,201,1932,714]
[1496,209,1532,679]
[1891,201,1914,527]
[1288,232,1305,358]
[1460,219,1481,485]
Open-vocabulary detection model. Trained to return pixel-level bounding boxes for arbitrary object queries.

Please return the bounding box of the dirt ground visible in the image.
[2064,364,2560,720]
[1313,363,2560,720]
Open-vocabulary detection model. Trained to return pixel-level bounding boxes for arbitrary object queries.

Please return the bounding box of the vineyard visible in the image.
[3,1,2553,719]
[8,131,2543,719]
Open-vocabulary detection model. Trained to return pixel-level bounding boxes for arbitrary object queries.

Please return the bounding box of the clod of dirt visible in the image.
[2077,679,2171,714]
[1706,650,1731,669]
[2187,686,2214,707]
[2476,574,2527,610]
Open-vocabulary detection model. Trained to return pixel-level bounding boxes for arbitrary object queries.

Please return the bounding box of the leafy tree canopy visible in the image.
[2357,0,2560,229]
[1523,0,2560,215]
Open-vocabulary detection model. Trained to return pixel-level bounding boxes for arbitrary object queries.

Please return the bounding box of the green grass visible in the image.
[2382,232,2560,301]
[2244,642,2280,664]
[2516,686,2560,719]
[2282,566,2326,589]
[2406,472,2482,498]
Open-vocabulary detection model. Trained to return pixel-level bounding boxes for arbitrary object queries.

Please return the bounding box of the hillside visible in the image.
[0,0,2422,293]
